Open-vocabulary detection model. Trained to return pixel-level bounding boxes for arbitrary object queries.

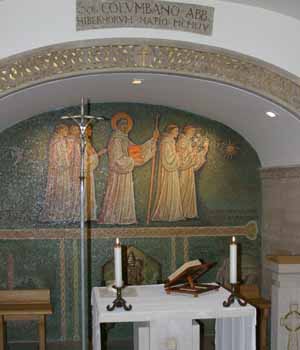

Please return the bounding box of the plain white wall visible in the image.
[1,0,300,77]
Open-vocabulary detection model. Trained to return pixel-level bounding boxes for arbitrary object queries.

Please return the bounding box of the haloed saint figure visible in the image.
[99,112,158,225]
[40,113,209,225]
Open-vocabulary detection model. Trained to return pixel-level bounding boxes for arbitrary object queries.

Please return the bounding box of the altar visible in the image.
[91,284,256,350]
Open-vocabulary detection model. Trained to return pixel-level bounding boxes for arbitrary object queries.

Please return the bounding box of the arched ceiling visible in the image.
[222,0,300,20]
[0,72,299,168]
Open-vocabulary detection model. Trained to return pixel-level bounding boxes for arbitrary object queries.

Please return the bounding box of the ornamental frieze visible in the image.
[0,40,299,116]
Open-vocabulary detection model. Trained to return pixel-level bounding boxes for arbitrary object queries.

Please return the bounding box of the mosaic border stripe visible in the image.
[183,237,189,263]
[59,239,67,340]
[0,221,258,240]
[171,237,177,272]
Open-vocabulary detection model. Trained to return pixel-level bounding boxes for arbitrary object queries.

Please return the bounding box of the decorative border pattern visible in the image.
[59,239,67,340]
[171,237,176,272]
[183,237,189,263]
[0,221,258,240]
[0,39,299,116]
[7,254,14,290]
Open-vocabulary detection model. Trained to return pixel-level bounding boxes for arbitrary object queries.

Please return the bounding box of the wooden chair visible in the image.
[239,284,271,350]
[0,289,53,350]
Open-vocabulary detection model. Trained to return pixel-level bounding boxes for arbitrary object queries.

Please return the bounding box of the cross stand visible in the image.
[106,287,132,311]
[223,283,247,307]
[61,97,106,350]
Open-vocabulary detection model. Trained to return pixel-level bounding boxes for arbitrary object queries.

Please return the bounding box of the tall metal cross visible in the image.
[61,97,105,350]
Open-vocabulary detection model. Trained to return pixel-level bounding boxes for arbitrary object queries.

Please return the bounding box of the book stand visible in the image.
[164,262,219,297]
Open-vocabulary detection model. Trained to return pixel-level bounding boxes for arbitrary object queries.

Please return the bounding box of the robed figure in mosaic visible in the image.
[68,125,81,220]
[85,125,107,221]
[40,124,72,222]
[176,126,209,218]
[67,124,106,222]
[99,112,158,225]
[151,124,184,222]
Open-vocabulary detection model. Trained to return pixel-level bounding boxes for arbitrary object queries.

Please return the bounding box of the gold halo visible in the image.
[111,112,133,131]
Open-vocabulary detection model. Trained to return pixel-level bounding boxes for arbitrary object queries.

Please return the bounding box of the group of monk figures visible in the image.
[40,112,209,224]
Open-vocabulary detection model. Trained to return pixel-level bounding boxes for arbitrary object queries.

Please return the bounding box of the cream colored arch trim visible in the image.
[1,38,300,116]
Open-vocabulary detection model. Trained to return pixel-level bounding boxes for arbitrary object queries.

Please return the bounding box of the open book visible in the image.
[167,259,202,282]
[164,259,219,296]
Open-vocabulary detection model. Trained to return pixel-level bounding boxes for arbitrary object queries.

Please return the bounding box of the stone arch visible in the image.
[1,38,300,116]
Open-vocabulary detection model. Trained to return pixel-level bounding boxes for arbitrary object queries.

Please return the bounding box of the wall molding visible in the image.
[0,221,258,240]
[260,165,300,180]
[59,239,67,340]
[0,38,299,116]
[171,237,176,272]
[183,237,189,263]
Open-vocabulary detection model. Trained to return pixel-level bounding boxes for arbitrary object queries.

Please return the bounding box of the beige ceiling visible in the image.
[0,72,299,168]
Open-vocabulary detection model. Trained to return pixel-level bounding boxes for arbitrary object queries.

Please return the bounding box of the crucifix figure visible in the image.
[281,303,300,350]
[61,97,105,350]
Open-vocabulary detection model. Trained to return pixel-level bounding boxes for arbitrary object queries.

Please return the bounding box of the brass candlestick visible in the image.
[223,283,247,307]
[106,287,132,311]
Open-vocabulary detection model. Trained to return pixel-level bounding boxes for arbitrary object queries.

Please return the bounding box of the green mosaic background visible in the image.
[0,103,261,343]
[0,102,260,228]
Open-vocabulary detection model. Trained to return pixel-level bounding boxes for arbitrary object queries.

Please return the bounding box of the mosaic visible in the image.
[0,102,261,342]
[0,103,261,229]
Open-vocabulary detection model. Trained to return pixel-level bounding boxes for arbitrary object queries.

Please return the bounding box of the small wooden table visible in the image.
[239,284,271,350]
[0,289,53,350]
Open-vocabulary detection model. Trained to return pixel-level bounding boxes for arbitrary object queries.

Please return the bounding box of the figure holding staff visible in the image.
[146,114,160,224]
[99,112,159,225]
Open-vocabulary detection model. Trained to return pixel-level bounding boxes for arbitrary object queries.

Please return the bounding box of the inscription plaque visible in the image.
[77,0,214,35]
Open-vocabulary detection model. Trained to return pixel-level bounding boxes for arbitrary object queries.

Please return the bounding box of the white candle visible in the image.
[114,238,123,288]
[229,236,237,284]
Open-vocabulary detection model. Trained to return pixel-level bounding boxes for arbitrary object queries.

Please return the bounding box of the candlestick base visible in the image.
[106,287,132,311]
[223,284,247,308]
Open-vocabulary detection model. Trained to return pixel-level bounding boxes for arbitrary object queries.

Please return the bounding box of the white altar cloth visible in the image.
[91,284,256,350]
